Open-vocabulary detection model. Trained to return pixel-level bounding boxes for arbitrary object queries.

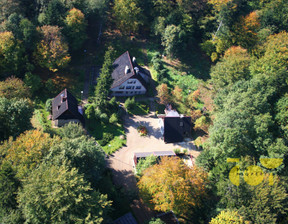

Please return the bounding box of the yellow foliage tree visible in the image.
[138,157,209,222]
[210,210,249,224]
[0,130,60,178]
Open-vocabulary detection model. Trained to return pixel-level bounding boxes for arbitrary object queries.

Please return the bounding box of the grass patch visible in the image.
[88,121,126,154]
[128,101,149,115]
[102,136,126,154]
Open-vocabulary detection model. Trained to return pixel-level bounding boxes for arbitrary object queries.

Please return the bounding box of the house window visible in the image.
[127,80,133,84]
[126,86,132,89]
[115,91,123,94]
[119,86,125,89]
[132,86,135,89]
[136,86,141,89]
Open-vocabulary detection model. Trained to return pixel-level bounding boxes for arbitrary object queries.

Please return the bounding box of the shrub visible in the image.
[95,108,102,120]
[109,113,118,124]
[59,123,85,139]
[45,98,53,113]
[124,97,135,111]
[100,113,108,123]
[137,125,148,136]
[174,148,181,155]
[99,132,114,146]
[136,155,157,176]
[85,104,95,119]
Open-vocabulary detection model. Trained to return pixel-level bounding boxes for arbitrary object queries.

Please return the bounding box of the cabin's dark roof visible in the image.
[164,117,192,143]
[111,212,138,224]
[110,51,149,89]
[52,89,84,123]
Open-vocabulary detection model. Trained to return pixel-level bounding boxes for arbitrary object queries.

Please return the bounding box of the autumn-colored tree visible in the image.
[0,130,59,178]
[113,0,143,34]
[156,83,170,105]
[208,0,233,12]
[0,77,31,99]
[138,157,209,223]
[172,85,183,104]
[64,8,87,50]
[187,89,201,109]
[251,31,288,79]
[211,46,251,89]
[34,25,70,71]
[210,210,248,224]
[232,11,260,50]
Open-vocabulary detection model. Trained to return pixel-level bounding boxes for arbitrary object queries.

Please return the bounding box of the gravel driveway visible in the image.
[107,113,200,190]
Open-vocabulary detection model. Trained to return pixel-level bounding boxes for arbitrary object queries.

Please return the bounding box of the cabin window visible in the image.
[119,86,125,89]
[136,86,141,89]
[126,86,132,89]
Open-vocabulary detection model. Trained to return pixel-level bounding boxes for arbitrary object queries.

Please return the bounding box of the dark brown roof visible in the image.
[110,51,149,89]
[52,89,84,124]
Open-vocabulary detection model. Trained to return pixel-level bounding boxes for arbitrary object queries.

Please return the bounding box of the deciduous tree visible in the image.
[34,25,70,71]
[156,83,170,105]
[45,135,106,185]
[161,25,181,58]
[138,157,209,223]
[210,46,251,89]
[210,210,247,224]
[0,130,57,178]
[0,97,33,141]
[64,8,87,50]
[0,31,26,77]
[18,162,111,223]
[113,0,143,34]
[0,77,31,99]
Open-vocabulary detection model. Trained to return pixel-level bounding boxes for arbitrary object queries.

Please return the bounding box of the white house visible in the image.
[110,51,151,96]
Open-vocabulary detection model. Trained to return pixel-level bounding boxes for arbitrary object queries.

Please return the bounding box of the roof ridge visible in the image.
[127,51,135,76]
[53,88,67,100]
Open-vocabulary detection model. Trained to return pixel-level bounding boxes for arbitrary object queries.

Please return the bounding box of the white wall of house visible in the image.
[111,78,146,96]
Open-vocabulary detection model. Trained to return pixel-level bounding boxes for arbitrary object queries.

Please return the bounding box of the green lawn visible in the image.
[128,101,150,115]
[88,120,126,155]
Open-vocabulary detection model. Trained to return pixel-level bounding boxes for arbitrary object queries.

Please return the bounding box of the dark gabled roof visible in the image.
[110,51,149,89]
[164,117,192,143]
[52,89,84,123]
[111,212,138,224]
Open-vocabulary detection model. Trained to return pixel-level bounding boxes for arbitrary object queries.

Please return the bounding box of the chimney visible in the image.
[125,65,130,74]
[134,67,139,74]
